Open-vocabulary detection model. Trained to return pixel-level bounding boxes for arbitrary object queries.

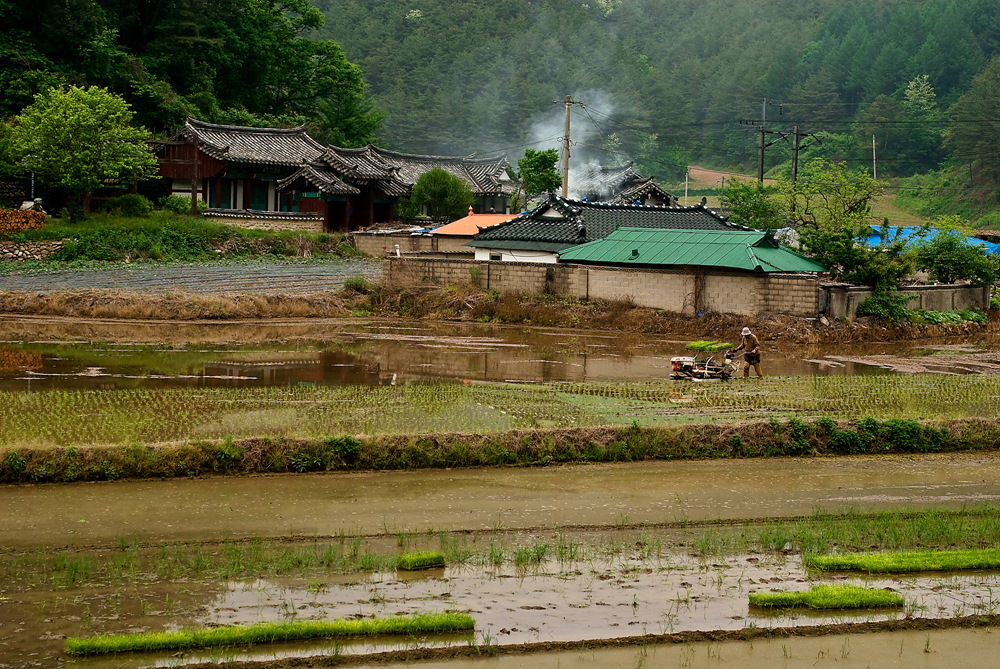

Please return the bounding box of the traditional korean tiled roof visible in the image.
[468,195,746,252]
[558,227,828,273]
[610,177,675,205]
[321,145,513,197]
[573,163,643,200]
[276,165,360,196]
[204,209,323,221]
[174,119,326,168]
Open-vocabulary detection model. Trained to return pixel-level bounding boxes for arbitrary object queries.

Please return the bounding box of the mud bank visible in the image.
[2,417,999,485]
[0,285,993,344]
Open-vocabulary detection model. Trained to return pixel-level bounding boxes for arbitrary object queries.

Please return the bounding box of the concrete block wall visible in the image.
[824,284,988,318]
[587,268,692,312]
[760,275,821,317]
[383,258,829,317]
[353,232,471,257]
[704,274,761,315]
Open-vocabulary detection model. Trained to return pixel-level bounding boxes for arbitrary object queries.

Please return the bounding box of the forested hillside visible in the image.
[3,0,999,221]
[317,0,1000,219]
[0,0,382,147]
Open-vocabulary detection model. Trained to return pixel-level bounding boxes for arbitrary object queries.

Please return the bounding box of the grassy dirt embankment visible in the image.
[3,417,1000,485]
[0,280,994,344]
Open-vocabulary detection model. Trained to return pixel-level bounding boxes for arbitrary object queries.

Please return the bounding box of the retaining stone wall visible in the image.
[0,240,64,261]
[208,215,323,233]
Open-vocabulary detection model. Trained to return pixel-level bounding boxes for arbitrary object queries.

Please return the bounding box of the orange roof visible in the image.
[432,213,514,236]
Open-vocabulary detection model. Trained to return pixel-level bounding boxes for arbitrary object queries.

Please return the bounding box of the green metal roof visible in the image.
[557,228,828,273]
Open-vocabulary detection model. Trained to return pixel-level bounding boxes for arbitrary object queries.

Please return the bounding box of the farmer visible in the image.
[732,326,763,378]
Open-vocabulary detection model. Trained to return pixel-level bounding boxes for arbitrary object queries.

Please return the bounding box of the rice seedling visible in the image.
[65,611,476,655]
[804,547,1000,574]
[397,551,445,571]
[748,584,904,609]
[685,341,731,352]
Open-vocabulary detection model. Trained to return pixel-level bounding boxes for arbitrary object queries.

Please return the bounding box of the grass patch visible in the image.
[748,584,903,609]
[0,212,356,263]
[804,547,1000,574]
[65,611,474,655]
[397,551,446,570]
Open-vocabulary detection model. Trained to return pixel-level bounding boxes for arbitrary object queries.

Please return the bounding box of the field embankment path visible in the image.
[0,258,381,294]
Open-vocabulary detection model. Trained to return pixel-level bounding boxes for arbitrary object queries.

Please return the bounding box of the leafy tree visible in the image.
[722,178,784,229]
[511,148,561,210]
[409,168,475,224]
[914,227,998,285]
[10,86,158,214]
[784,158,884,231]
[787,160,909,290]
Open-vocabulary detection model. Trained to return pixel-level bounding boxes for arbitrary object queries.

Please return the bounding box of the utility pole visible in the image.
[757,98,767,183]
[561,95,571,198]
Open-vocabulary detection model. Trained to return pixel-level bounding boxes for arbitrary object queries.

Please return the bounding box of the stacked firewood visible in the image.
[0,209,45,233]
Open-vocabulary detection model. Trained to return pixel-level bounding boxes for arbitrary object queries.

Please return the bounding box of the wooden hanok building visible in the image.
[157,119,514,232]
[573,163,677,206]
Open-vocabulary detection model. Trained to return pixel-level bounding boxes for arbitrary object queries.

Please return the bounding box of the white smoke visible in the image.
[520,90,627,200]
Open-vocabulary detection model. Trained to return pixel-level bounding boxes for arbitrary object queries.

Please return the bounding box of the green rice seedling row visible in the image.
[748,585,904,609]
[805,547,1000,573]
[65,611,475,655]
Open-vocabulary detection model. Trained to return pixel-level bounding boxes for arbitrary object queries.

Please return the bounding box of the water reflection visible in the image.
[0,321,982,391]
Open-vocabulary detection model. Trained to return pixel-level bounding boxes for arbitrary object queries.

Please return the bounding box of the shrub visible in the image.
[159,194,206,215]
[100,194,153,217]
[856,291,911,322]
[342,276,369,292]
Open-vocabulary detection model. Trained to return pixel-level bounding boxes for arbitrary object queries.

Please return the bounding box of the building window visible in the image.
[489,253,501,261]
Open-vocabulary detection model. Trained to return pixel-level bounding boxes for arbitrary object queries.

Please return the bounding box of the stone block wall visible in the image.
[0,240,64,261]
[205,213,323,233]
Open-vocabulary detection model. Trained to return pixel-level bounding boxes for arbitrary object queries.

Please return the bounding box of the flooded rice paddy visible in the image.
[1,320,996,393]
[6,524,1000,668]
[1,317,1000,667]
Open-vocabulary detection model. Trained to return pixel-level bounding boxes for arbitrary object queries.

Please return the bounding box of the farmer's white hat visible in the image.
[741,327,752,336]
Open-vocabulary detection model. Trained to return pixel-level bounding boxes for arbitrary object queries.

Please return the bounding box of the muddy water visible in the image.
[4,453,1000,549]
[1,319,989,391]
[363,627,1000,669]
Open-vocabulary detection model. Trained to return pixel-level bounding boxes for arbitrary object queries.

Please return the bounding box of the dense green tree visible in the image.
[512,148,561,209]
[914,226,999,285]
[723,179,784,230]
[10,86,158,214]
[410,168,475,224]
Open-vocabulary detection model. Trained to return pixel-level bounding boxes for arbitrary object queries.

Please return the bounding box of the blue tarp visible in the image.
[864,226,1000,255]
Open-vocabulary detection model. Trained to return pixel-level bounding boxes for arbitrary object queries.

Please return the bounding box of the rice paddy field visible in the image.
[0,374,997,447]
[1,319,1000,668]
